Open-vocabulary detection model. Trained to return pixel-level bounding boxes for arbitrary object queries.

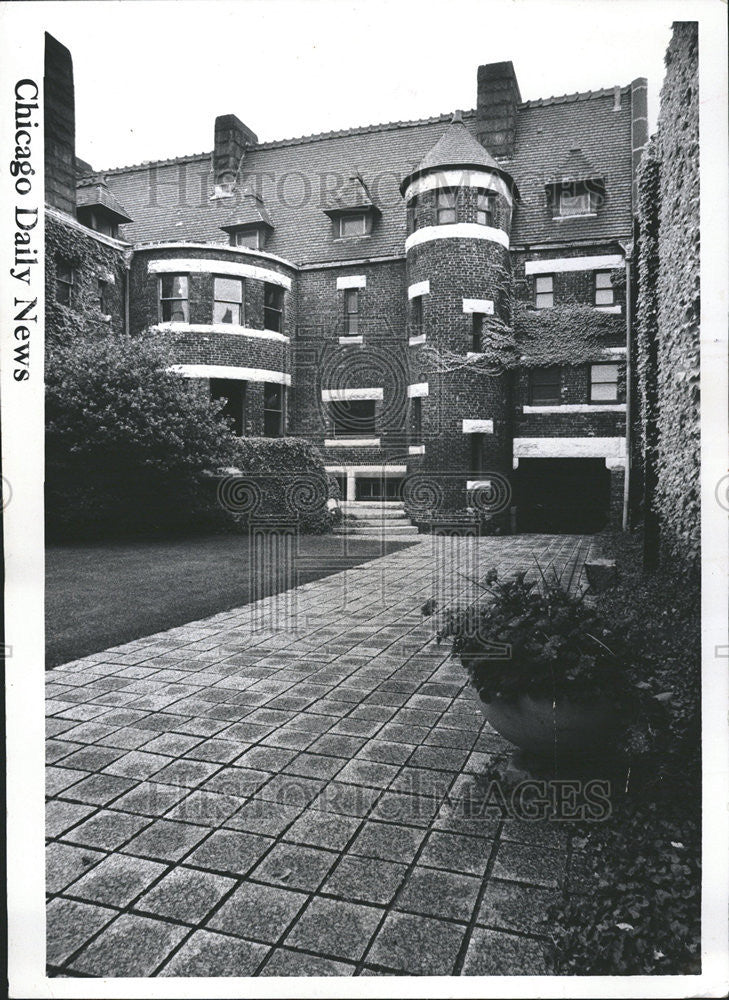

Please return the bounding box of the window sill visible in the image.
[333,235,372,242]
[409,334,426,346]
[324,438,380,448]
[153,322,289,343]
[551,214,598,221]
[523,403,626,413]
[339,335,363,345]
[594,305,622,314]
[408,445,425,455]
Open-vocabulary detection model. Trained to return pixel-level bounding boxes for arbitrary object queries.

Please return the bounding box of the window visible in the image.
[530,366,561,405]
[357,477,402,500]
[590,363,620,402]
[98,279,111,315]
[233,229,260,249]
[559,189,593,217]
[213,276,243,325]
[328,399,376,437]
[436,188,458,225]
[338,213,368,238]
[476,191,494,226]
[263,383,286,436]
[534,275,554,309]
[263,283,284,332]
[56,260,74,305]
[344,287,359,335]
[470,434,487,475]
[211,379,246,436]
[471,313,485,352]
[407,195,419,235]
[411,295,423,336]
[411,396,422,444]
[159,274,189,322]
[594,270,615,306]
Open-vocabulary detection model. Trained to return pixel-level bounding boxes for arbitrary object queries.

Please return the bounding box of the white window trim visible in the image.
[404,169,512,205]
[409,333,427,347]
[512,436,626,468]
[153,322,289,343]
[321,387,383,402]
[338,335,363,345]
[523,403,626,414]
[170,364,291,385]
[324,438,381,448]
[407,383,429,398]
[463,298,494,314]
[408,280,430,300]
[405,224,509,252]
[595,305,623,314]
[408,445,426,455]
[462,419,494,433]
[525,255,624,276]
[336,274,367,290]
[149,258,291,289]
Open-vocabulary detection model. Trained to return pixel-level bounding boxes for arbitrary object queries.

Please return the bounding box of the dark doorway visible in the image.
[514,458,610,533]
[355,477,404,501]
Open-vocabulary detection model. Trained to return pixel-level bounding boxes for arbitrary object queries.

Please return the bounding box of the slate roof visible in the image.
[218,190,273,232]
[547,147,604,185]
[401,114,506,191]
[322,173,377,213]
[76,179,132,223]
[97,85,636,265]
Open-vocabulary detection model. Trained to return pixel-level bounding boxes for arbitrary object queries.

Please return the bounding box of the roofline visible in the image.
[85,84,633,178]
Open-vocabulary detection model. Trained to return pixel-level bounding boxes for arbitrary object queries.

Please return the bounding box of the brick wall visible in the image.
[46,212,129,341]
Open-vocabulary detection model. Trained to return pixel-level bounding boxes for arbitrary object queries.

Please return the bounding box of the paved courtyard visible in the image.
[46,533,595,977]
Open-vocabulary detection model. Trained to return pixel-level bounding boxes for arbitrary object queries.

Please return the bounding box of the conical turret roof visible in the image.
[400,112,513,194]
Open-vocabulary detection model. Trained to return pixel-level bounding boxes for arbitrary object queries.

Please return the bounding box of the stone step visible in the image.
[336,524,420,537]
[344,511,409,523]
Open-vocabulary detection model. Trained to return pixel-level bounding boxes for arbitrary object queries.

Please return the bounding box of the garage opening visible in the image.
[514,458,611,533]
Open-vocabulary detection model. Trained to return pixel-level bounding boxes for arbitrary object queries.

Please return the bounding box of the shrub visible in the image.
[46,330,239,539]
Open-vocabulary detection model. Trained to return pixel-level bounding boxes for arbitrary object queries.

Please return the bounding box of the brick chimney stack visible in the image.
[476,61,521,159]
[213,114,258,197]
[44,34,77,215]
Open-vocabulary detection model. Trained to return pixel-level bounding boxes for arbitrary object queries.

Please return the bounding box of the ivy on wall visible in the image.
[635,22,700,576]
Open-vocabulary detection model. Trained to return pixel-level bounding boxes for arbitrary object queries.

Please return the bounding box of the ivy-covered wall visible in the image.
[636,22,700,575]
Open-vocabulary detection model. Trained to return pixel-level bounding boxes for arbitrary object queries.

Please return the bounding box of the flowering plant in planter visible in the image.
[431,565,642,761]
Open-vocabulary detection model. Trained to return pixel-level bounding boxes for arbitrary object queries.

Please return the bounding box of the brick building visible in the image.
[45,33,647,533]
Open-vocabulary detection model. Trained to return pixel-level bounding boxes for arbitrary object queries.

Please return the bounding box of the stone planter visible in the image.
[478,691,623,760]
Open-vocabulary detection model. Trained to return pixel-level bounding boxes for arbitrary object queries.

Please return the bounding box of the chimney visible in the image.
[44,34,77,215]
[476,61,521,159]
[213,114,258,197]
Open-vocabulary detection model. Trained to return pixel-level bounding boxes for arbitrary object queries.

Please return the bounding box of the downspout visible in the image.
[123,249,132,336]
[619,240,633,531]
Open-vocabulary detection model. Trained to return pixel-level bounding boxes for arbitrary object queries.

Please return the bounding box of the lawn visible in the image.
[46,533,417,668]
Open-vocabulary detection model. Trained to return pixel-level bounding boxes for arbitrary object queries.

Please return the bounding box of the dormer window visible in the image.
[336,213,370,238]
[558,187,594,217]
[233,229,262,250]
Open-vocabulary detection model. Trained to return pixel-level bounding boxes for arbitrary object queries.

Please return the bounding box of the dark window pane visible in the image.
[329,399,376,436]
[530,366,561,404]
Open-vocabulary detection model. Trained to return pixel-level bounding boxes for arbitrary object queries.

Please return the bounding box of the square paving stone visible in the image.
[69,912,188,977]
[369,790,442,827]
[59,772,136,807]
[475,879,557,935]
[236,745,297,772]
[311,781,381,818]
[283,753,346,780]
[308,733,367,757]
[284,896,382,962]
[349,821,425,864]
[69,852,168,906]
[491,841,566,889]
[366,911,464,975]
[460,926,547,975]
[262,728,318,751]
[96,727,156,750]
[46,767,88,797]
[407,746,470,771]
[159,929,269,976]
[250,842,337,892]
[419,830,493,876]
[284,810,361,851]
[390,766,456,798]
[46,897,117,967]
[141,732,203,756]
[259,948,355,976]
[122,819,209,862]
[135,866,236,924]
[178,777,251,816]
[109,780,188,817]
[203,766,271,797]
[185,738,245,764]
[224,798,303,837]
[208,881,308,943]
[46,800,95,838]
[357,740,414,765]
[150,758,221,788]
[322,855,408,905]
[46,842,106,893]
[256,773,327,809]
[62,810,151,851]
[329,717,383,737]
[335,759,400,789]
[396,867,481,922]
[186,829,274,876]
[54,745,126,772]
